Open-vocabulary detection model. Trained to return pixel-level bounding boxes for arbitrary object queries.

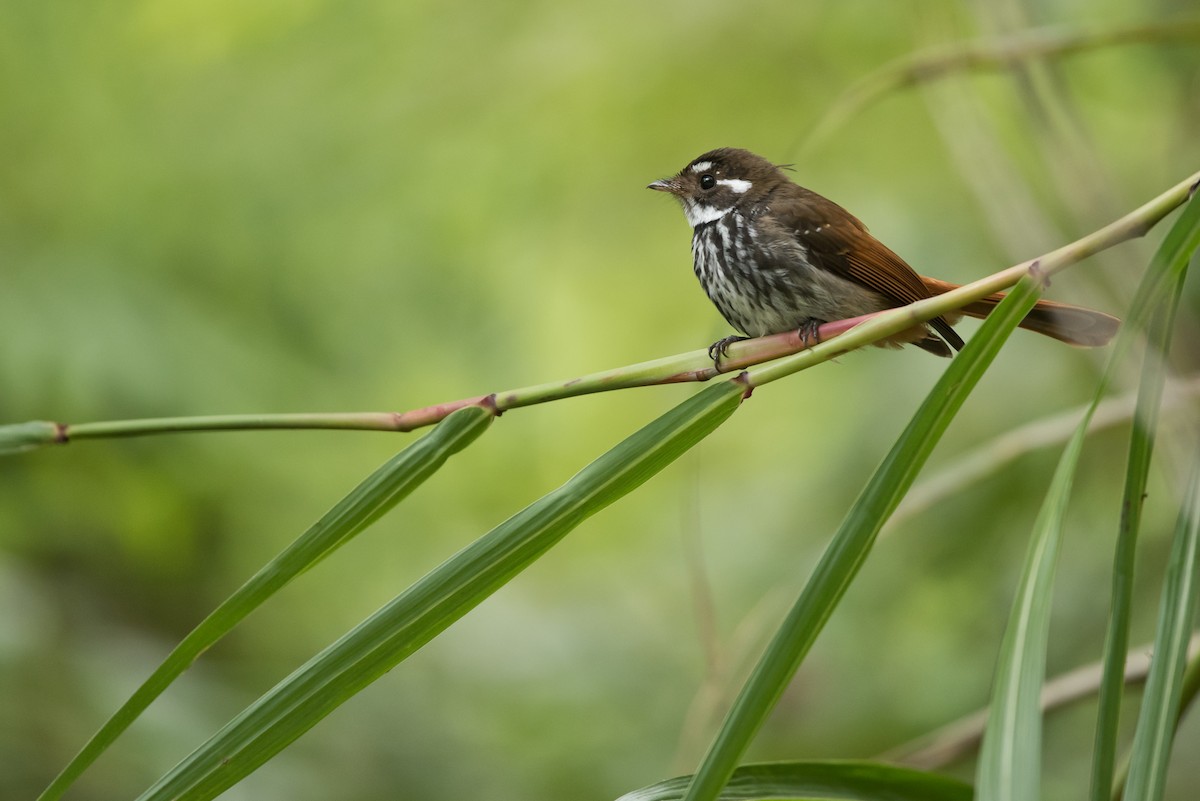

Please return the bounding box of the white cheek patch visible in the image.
[717,178,752,193]
[683,202,730,227]
[689,161,713,173]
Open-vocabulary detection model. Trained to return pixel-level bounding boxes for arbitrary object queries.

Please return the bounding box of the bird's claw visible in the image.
[707,335,749,369]
[797,319,823,349]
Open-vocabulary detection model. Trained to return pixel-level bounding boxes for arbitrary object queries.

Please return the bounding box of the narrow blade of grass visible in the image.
[617,761,972,801]
[1122,457,1200,800]
[132,380,746,801]
[1175,648,1200,733]
[976,192,1200,800]
[1090,192,1200,801]
[974,401,1089,800]
[37,404,494,801]
[678,276,1044,801]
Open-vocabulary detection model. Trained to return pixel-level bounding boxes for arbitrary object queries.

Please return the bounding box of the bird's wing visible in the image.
[762,188,964,350]
[771,190,933,307]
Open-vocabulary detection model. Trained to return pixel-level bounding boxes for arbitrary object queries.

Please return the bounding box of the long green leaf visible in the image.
[1174,647,1200,732]
[1090,192,1200,801]
[679,276,1044,801]
[133,379,746,801]
[617,761,972,801]
[1123,457,1200,800]
[975,401,1089,799]
[38,404,494,801]
[975,193,1200,800]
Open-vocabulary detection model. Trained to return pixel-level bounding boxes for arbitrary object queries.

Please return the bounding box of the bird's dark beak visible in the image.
[647,178,679,193]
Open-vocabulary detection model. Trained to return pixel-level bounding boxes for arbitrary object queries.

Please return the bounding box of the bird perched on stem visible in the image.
[649,147,1119,360]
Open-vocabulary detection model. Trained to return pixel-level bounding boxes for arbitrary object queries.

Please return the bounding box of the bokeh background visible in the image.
[2,1,1198,799]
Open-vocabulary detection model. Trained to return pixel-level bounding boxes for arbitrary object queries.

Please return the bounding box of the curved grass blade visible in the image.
[1122,457,1200,801]
[973,192,1200,800]
[678,276,1044,801]
[133,380,746,801]
[37,404,494,801]
[1181,648,1200,726]
[974,399,1090,800]
[1091,192,1200,801]
[617,761,972,801]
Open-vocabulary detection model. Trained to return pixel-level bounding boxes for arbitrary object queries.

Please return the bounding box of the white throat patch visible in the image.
[683,202,731,227]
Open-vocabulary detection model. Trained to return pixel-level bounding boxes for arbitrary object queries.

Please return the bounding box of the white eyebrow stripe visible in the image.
[717,178,752,193]
[690,161,713,173]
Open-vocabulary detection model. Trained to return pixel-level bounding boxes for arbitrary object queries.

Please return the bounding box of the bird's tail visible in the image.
[921,276,1119,347]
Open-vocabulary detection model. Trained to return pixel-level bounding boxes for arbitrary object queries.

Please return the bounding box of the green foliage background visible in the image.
[1,1,1197,799]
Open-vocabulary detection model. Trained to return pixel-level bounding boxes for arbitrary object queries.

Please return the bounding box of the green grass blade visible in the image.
[974,400,1090,800]
[617,761,972,801]
[132,380,745,801]
[1174,647,1200,732]
[679,277,1044,801]
[1090,193,1200,801]
[37,405,494,801]
[1123,457,1200,800]
[976,193,1200,801]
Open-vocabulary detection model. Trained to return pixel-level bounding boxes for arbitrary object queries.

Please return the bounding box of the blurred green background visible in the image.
[2,1,1198,799]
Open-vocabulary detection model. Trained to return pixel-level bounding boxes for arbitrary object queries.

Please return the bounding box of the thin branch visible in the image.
[885,374,1200,533]
[879,633,1200,771]
[797,20,1200,159]
[3,170,1198,454]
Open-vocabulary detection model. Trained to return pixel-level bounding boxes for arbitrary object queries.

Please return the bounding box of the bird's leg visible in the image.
[797,319,823,349]
[707,335,749,369]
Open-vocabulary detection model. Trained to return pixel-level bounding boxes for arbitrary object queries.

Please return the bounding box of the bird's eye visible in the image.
[699,174,716,190]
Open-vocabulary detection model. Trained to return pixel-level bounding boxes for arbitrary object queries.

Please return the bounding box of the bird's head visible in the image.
[648,148,785,228]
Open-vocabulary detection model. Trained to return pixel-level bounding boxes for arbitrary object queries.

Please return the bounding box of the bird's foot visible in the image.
[707,335,749,369]
[797,319,823,349]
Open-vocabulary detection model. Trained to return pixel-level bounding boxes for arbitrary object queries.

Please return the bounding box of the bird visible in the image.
[648,147,1119,360]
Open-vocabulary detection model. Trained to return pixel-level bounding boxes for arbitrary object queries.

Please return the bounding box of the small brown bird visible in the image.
[649,147,1119,358]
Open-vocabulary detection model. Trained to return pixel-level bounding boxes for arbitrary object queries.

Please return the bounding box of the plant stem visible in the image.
[797,20,1200,158]
[3,170,1197,455]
